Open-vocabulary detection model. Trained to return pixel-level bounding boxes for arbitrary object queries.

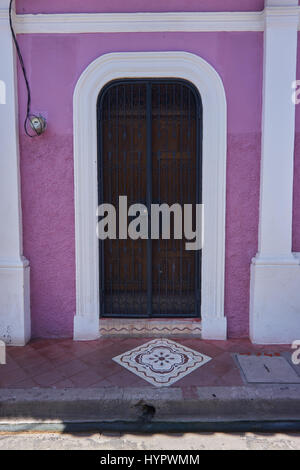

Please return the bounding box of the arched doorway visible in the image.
[73,51,227,340]
[97,79,202,318]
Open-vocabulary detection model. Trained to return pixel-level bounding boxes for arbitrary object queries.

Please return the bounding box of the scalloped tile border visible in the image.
[100,319,202,337]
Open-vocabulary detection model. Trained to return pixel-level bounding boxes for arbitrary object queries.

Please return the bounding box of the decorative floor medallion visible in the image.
[112,339,212,387]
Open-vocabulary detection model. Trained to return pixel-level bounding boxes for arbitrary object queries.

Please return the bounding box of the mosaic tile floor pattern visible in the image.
[113,338,212,387]
[0,337,293,389]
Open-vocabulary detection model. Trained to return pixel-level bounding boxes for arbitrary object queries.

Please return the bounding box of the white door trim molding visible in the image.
[73,51,227,341]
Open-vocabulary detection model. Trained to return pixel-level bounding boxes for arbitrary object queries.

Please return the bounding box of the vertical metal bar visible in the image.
[158,84,161,257]
[108,91,113,315]
[138,86,143,313]
[123,85,128,264]
[195,89,201,317]
[158,85,161,315]
[146,82,152,317]
[115,85,121,314]
[172,84,177,268]
[158,149,161,254]
[187,89,192,204]
[179,84,183,297]
[172,84,176,253]
[98,92,105,317]
[130,84,135,309]
[198,93,203,318]
[165,84,168,302]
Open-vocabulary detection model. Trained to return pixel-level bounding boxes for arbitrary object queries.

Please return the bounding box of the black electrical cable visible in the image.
[9,0,36,137]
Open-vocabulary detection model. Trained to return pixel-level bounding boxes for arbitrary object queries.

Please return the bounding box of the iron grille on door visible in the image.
[97,79,202,318]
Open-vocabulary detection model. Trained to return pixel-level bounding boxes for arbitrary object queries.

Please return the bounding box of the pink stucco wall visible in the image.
[292,35,300,252]
[16,0,265,14]
[17,30,263,339]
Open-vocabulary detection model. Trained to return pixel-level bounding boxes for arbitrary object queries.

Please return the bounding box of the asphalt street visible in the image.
[0,431,300,450]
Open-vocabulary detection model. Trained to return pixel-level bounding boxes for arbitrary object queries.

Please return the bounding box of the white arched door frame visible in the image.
[73,51,227,340]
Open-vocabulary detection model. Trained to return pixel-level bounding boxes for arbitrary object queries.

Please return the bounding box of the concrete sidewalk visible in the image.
[1,385,300,427]
[0,337,300,430]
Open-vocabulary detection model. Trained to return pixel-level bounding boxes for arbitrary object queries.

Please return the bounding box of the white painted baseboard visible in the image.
[73,314,100,341]
[250,256,300,344]
[201,315,227,340]
[0,260,30,346]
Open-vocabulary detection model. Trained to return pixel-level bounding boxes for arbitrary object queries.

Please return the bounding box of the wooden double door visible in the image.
[97,79,202,318]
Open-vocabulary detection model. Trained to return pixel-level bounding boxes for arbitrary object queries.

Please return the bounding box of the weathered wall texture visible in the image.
[16,1,263,339]
[17,32,263,339]
[292,35,300,253]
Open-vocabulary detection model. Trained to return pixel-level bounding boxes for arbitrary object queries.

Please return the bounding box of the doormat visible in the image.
[113,338,211,387]
[234,353,300,384]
